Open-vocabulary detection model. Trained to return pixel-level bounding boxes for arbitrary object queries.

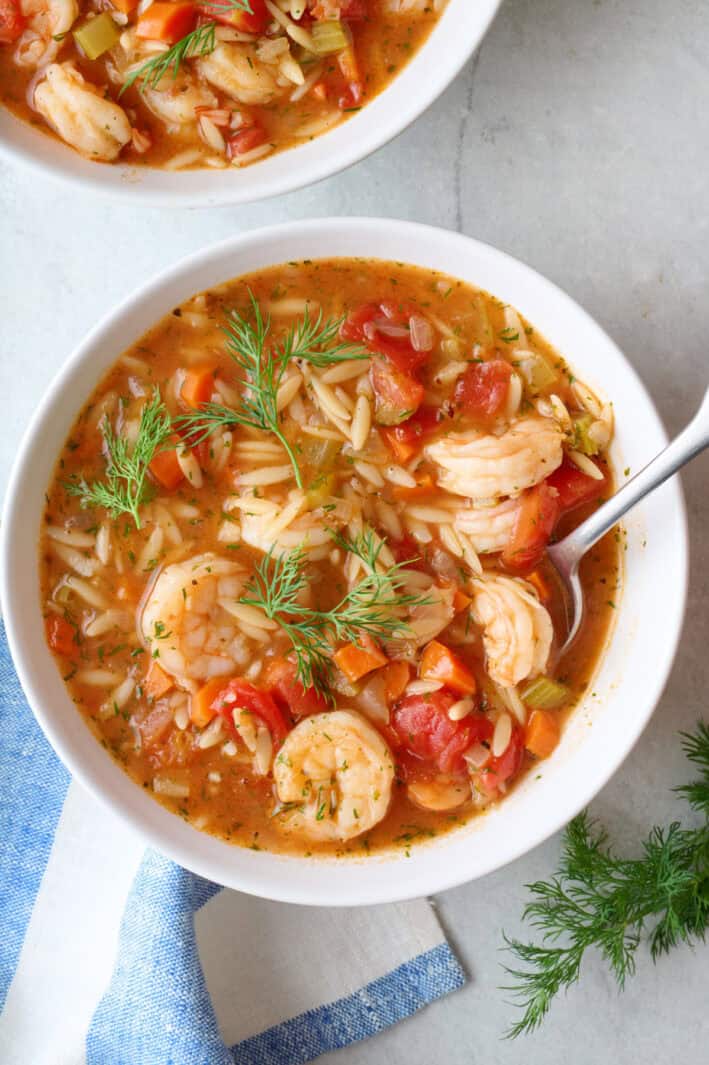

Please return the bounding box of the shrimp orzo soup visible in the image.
[41,258,620,857]
[0,0,445,168]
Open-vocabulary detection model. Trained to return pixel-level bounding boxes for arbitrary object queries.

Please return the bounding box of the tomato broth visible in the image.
[40,258,620,858]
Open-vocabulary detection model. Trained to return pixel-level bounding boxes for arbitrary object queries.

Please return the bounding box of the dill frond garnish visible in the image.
[121,1,254,95]
[238,529,430,695]
[502,722,709,1037]
[175,293,368,487]
[65,390,173,529]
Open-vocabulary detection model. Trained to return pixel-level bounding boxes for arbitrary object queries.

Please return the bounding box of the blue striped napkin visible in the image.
[0,622,465,1064]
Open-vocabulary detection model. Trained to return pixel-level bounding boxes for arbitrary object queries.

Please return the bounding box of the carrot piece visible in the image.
[527,570,551,603]
[452,587,472,613]
[136,2,197,43]
[191,677,229,729]
[144,661,174,700]
[109,0,139,13]
[525,709,560,759]
[45,615,79,658]
[149,442,184,491]
[383,659,411,705]
[334,635,388,684]
[390,474,435,501]
[419,640,476,696]
[311,81,327,102]
[181,363,217,410]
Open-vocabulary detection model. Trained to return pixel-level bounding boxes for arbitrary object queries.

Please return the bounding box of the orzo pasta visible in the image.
[40,258,620,857]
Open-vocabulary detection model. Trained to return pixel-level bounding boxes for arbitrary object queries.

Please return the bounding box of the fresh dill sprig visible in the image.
[65,390,173,529]
[121,0,253,95]
[502,722,709,1038]
[175,293,368,487]
[326,529,432,647]
[240,546,334,691]
[238,529,430,695]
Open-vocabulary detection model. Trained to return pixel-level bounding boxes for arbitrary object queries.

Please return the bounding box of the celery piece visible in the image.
[306,472,336,508]
[73,13,120,61]
[520,675,570,710]
[518,353,558,395]
[302,436,340,472]
[310,19,348,55]
[572,413,600,456]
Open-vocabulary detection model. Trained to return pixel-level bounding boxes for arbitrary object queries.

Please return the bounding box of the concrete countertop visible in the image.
[1,0,707,1060]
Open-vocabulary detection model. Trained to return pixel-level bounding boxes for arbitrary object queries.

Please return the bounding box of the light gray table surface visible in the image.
[2,0,708,1061]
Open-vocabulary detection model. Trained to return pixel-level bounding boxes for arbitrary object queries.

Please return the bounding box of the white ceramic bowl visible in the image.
[0,0,502,208]
[1,218,688,905]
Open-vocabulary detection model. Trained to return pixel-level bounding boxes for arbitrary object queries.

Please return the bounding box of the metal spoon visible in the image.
[548,386,709,653]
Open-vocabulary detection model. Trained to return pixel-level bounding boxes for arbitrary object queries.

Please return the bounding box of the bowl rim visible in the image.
[0,217,689,905]
[0,0,503,208]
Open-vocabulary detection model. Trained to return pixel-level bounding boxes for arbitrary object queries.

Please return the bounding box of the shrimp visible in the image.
[273,710,395,842]
[197,43,280,105]
[139,552,254,688]
[143,71,217,128]
[469,574,553,688]
[455,497,520,554]
[426,415,563,501]
[407,775,469,812]
[14,0,77,68]
[34,64,131,161]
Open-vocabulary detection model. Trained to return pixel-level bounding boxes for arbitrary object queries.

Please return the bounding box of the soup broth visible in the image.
[40,258,620,857]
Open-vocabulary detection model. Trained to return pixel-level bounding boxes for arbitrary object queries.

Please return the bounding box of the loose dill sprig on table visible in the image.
[502,722,709,1038]
[238,529,429,695]
[120,0,254,95]
[175,293,368,487]
[65,390,173,529]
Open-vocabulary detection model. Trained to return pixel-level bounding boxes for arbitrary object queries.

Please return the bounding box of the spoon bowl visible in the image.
[549,386,709,654]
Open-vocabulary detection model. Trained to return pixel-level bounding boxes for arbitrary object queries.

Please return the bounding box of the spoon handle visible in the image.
[553,385,709,564]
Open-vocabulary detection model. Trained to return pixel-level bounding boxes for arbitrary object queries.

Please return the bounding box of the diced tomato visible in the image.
[380,405,442,462]
[0,0,24,42]
[226,125,267,158]
[261,657,329,721]
[501,482,560,575]
[341,302,428,373]
[478,726,525,795]
[199,0,268,32]
[211,677,290,743]
[454,358,511,419]
[136,2,197,43]
[340,0,367,18]
[45,615,79,658]
[370,357,424,426]
[392,691,492,775]
[389,533,426,571]
[547,455,606,513]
